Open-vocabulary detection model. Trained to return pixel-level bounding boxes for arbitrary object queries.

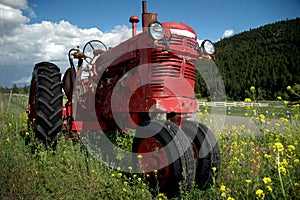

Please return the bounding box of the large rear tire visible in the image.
[182,120,221,189]
[132,120,195,198]
[28,62,63,146]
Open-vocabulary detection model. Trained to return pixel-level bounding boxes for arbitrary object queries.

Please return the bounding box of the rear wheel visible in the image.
[132,120,195,197]
[182,120,221,189]
[28,62,63,146]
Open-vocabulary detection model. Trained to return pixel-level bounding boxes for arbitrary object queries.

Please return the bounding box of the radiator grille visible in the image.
[149,34,196,92]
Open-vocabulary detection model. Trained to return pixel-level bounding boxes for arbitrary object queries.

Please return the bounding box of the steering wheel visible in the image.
[83,40,108,64]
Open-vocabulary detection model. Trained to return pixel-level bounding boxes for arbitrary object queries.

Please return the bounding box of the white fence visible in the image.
[198,101,269,107]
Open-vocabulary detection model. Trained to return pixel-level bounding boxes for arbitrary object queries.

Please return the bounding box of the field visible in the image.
[0,91,299,200]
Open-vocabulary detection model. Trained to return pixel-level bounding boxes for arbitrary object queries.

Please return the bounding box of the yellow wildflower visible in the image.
[294,159,299,164]
[259,114,265,119]
[220,185,226,191]
[280,117,288,123]
[288,145,295,152]
[212,167,217,172]
[137,154,143,159]
[250,86,255,92]
[264,129,270,134]
[273,142,284,152]
[279,166,287,175]
[157,193,167,199]
[263,155,271,161]
[287,86,292,91]
[221,192,226,197]
[267,185,273,193]
[281,159,288,166]
[256,189,264,197]
[262,177,272,184]
[277,96,282,100]
[123,181,128,186]
[227,197,234,200]
[245,179,251,183]
[245,98,251,103]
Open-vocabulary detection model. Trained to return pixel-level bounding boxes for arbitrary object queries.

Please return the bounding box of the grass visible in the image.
[0,90,299,199]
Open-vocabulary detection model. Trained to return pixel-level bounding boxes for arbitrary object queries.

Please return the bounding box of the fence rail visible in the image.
[198,101,269,107]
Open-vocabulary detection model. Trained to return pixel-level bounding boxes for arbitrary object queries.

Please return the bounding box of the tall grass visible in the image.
[0,90,299,199]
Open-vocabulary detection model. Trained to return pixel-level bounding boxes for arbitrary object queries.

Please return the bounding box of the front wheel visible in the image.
[132,120,195,198]
[28,62,63,146]
[182,120,221,189]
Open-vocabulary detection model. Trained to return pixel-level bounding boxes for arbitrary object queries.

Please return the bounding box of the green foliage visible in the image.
[196,18,300,100]
[0,84,30,94]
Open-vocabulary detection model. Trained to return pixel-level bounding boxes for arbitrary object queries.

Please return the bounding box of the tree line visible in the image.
[0,84,30,94]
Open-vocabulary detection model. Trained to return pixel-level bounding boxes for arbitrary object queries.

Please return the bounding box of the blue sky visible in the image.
[0,0,299,87]
[28,0,300,42]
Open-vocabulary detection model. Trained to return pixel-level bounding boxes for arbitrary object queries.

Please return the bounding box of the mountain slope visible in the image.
[197,18,300,100]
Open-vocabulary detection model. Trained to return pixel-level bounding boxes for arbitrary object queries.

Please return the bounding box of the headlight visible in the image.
[201,40,215,55]
[149,21,164,40]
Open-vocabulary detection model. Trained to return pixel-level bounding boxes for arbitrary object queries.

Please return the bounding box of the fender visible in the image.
[63,67,76,101]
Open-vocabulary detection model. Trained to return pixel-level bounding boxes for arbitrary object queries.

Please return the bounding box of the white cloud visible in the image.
[0,1,132,86]
[0,0,28,9]
[222,29,234,38]
[0,4,30,34]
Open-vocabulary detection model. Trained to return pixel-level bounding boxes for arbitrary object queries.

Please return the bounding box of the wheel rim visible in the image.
[137,137,170,188]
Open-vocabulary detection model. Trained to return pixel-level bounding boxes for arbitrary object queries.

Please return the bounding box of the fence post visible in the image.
[0,92,3,113]
[7,90,12,110]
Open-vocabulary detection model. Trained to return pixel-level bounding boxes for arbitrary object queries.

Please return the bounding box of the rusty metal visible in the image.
[142,1,158,30]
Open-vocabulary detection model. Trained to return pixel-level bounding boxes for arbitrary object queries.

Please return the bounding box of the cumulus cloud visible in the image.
[0,3,30,34]
[1,0,28,9]
[0,1,132,87]
[222,29,234,38]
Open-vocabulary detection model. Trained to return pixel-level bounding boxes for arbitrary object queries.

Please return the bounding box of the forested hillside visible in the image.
[196,18,300,100]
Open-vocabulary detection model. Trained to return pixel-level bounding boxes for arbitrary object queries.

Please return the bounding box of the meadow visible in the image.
[0,87,299,200]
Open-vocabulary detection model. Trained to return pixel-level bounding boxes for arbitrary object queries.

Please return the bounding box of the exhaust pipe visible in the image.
[142,1,158,31]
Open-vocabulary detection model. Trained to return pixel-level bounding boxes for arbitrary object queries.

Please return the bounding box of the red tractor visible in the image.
[27,1,220,197]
